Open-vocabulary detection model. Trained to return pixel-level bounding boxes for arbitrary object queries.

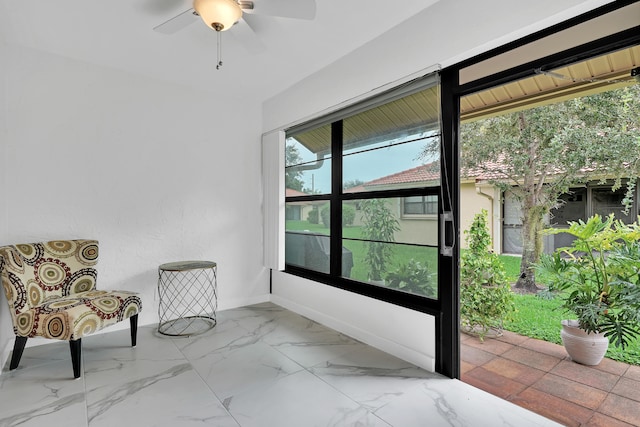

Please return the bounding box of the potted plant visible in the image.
[537,214,640,365]
[460,210,515,340]
[360,198,400,283]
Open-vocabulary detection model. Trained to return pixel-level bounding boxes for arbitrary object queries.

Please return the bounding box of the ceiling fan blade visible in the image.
[153,8,198,34]
[243,0,316,20]
[231,18,266,54]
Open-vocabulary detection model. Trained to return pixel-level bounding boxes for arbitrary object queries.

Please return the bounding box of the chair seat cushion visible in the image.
[13,290,141,340]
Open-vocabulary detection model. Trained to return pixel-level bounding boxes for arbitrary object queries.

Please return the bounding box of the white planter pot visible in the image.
[560,319,609,365]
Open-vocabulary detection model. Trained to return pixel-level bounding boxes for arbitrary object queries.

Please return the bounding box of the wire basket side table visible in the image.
[157,261,217,336]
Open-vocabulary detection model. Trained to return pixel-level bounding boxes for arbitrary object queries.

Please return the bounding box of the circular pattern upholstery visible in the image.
[77,242,99,265]
[3,277,13,302]
[44,241,76,257]
[15,311,35,336]
[27,281,44,306]
[64,269,97,295]
[15,244,44,266]
[44,313,70,339]
[9,274,28,312]
[121,296,142,321]
[13,291,141,339]
[89,296,121,318]
[75,311,101,337]
[69,276,96,294]
[2,249,24,274]
[44,298,83,311]
[35,258,71,289]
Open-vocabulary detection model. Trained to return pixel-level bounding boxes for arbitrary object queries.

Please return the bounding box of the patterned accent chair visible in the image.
[0,240,142,378]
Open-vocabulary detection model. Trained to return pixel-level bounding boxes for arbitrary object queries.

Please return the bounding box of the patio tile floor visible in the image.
[461,330,640,426]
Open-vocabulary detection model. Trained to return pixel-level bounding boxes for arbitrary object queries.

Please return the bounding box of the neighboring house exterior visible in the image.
[344,163,495,249]
[345,165,443,247]
[500,180,640,254]
[285,188,316,221]
[334,162,640,254]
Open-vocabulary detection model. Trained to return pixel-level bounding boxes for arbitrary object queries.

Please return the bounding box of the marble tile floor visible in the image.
[0,302,561,427]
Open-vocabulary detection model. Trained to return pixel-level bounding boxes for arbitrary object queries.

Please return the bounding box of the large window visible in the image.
[285,74,442,301]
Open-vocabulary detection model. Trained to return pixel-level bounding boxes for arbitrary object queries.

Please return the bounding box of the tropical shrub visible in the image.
[386,259,435,297]
[320,204,330,227]
[460,209,515,340]
[537,214,640,348]
[320,204,355,228]
[307,207,319,224]
[360,199,400,281]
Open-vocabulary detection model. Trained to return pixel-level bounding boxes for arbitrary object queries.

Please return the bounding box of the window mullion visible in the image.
[330,120,343,277]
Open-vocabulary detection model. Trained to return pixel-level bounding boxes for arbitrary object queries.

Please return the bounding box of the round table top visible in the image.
[159,261,217,271]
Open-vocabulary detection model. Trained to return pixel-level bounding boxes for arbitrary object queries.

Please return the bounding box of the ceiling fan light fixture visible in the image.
[194,0,242,32]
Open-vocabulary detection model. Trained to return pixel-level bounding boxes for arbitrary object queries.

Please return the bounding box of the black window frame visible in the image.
[285,115,444,316]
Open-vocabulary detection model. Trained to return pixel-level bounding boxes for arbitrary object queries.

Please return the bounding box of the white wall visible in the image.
[263,0,611,372]
[0,44,270,366]
[0,40,10,368]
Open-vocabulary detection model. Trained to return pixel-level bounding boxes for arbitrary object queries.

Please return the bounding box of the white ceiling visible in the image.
[0,0,440,101]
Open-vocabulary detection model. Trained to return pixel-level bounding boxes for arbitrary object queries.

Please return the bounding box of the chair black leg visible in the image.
[130,314,138,347]
[9,336,28,370]
[69,339,82,379]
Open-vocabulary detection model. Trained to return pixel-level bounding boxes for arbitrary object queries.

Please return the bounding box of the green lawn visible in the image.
[286,220,438,292]
[497,255,640,365]
[497,254,522,283]
[505,293,640,365]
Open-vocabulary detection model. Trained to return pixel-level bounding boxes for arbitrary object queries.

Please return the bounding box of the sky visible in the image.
[290,133,439,194]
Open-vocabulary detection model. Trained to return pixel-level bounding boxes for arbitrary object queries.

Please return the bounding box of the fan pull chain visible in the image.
[216,30,223,70]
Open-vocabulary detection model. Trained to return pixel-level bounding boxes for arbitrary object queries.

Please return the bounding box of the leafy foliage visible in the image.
[460,210,515,340]
[360,199,400,281]
[285,143,305,191]
[386,259,435,297]
[307,207,319,224]
[343,179,365,190]
[320,204,355,228]
[537,214,640,349]
[424,85,640,291]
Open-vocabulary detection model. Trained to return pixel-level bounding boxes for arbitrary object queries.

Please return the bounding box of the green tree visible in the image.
[360,199,400,281]
[319,203,355,227]
[285,143,305,191]
[461,85,640,292]
[343,179,365,190]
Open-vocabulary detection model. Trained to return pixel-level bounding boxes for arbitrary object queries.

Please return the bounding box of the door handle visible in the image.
[440,211,454,257]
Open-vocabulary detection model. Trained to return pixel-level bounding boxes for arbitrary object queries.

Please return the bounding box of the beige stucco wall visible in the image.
[460,182,499,251]
[351,199,439,247]
[345,187,497,250]
[396,214,439,246]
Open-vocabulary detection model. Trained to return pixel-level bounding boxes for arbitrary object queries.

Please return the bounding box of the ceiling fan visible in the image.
[154,0,317,60]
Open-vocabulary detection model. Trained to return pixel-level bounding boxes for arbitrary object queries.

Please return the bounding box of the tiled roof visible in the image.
[285,188,309,197]
[359,161,490,187]
[362,158,617,188]
[363,163,440,187]
[344,184,366,193]
[291,159,624,194]
[464,159,510,181]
